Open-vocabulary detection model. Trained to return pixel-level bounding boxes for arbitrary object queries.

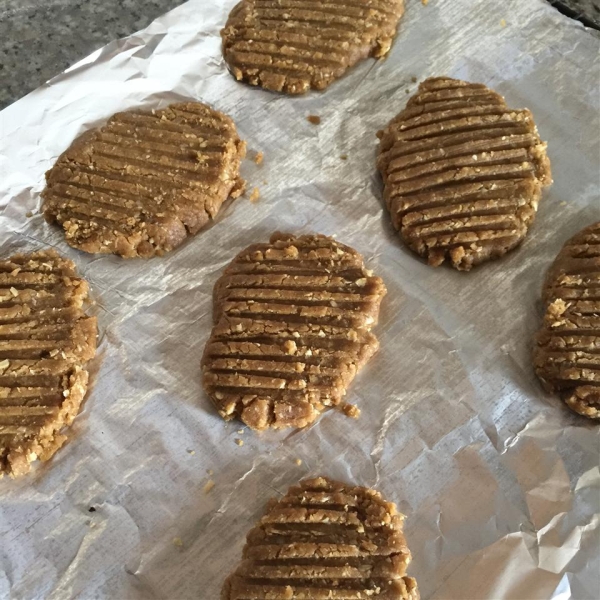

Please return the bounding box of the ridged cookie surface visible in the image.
[42,102,246,258]
[221,0,405,94]
[202,233,386,430]
[378,77,552,270]
[534,222,600,419]
[0,250,97,477]
[222,477,419,600]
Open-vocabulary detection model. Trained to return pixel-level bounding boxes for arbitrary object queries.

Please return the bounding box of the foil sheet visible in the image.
[1,0,599,598]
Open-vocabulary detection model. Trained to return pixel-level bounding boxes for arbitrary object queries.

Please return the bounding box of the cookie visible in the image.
[222,476,419,600]
[377,77,552,270]
[42,103,246,258]
[221,0,405,94]
[202,233,386,430]
[0,250,97,477]
[534,222,600,419]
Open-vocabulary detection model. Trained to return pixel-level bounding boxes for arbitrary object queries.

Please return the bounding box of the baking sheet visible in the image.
[1,0,599,598]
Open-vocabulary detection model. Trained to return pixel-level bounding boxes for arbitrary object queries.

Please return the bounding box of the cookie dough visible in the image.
[534,222,600,419]
[377,77,552,270]
[0,250,97,477]
[221,0,405,94]
[202,233,386,430]
[222,476,419,600]
[42,102,246,258]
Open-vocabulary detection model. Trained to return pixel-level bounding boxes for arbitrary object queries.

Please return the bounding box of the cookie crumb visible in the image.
[342,403,361,419]
[307,115,321,125]
[411,76,418,83]
[207,469,214,476]
[253,151,264,165]
[237,429,244,435]
[560,201,567,206]
[25,211,33,218]
[340,154,348,161]
[0,359,9,371]
[235,438,244,446]
[249,187,260,203]
[421,0,429,4]
[295,459,302,466]
[500,18,507,27]
[203,479,215,494]
[88,507,96,513]
[187,449,195,455]
[172,537,183,547]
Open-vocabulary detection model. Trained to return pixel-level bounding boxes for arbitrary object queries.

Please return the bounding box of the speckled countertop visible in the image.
[0,0,599,110]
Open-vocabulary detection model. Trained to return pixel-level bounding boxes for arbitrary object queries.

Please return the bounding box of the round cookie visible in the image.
[377,77,552,270]
[42,102,246,258]
[221,0,405,94]
[0,250,97,477]
[202,233,386,430]
[222,476,419,600]
[534,222,600,419]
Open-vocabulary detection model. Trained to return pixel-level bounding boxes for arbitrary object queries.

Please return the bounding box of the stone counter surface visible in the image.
[0,0,599,110]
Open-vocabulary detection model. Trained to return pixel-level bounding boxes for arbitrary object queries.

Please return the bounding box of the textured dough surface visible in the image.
[202,233,386,430]
[221,0,405,94]
[0,250,97,477]
[534,222,600,419]
[378,77,552,270]
[42,102,246,258]
[222,476,419,600]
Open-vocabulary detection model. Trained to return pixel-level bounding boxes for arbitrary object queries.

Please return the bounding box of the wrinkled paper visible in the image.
[0,0,599,598]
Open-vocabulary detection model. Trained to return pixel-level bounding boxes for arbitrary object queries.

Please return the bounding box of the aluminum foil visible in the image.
[1,0,599,598]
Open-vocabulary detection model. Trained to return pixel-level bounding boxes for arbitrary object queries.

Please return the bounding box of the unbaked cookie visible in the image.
[534,222,600,419]
[377,77,552,270]
[202,233,386,430]
[42,103,246,258]
[221,0,405,94]
[0,250,97,477]
[222,476,419,600]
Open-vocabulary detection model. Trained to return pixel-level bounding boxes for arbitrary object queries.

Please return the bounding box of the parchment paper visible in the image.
[0,1,599,598]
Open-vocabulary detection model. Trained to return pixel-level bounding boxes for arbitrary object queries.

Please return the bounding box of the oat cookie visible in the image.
[202,233,386,430]
[221,0,405,94]
[0,250,97,477]
[534,222,600,419]
[42,103,246,258]
[377,77,552,270]
[222,476,419,600]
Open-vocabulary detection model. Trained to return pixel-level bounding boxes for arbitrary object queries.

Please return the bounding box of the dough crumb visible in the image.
[340,154,348,160]
[172,537,183,547]
[187,449,195,455]
[307,115,321,125]
[411,76,418,83]
[500,18,507,27]
[254,151,264,165]
[295,458,302,466]
[421,0,429,5]
[25,211,33,218]
[235,438,244,446]
[342,403,361,419]
[249,187,260,203]
[207,469,214,476]
[204,479,215,493]
[560,201,567,206]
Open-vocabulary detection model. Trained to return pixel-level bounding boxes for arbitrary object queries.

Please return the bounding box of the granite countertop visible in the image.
[0,0,599,110]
